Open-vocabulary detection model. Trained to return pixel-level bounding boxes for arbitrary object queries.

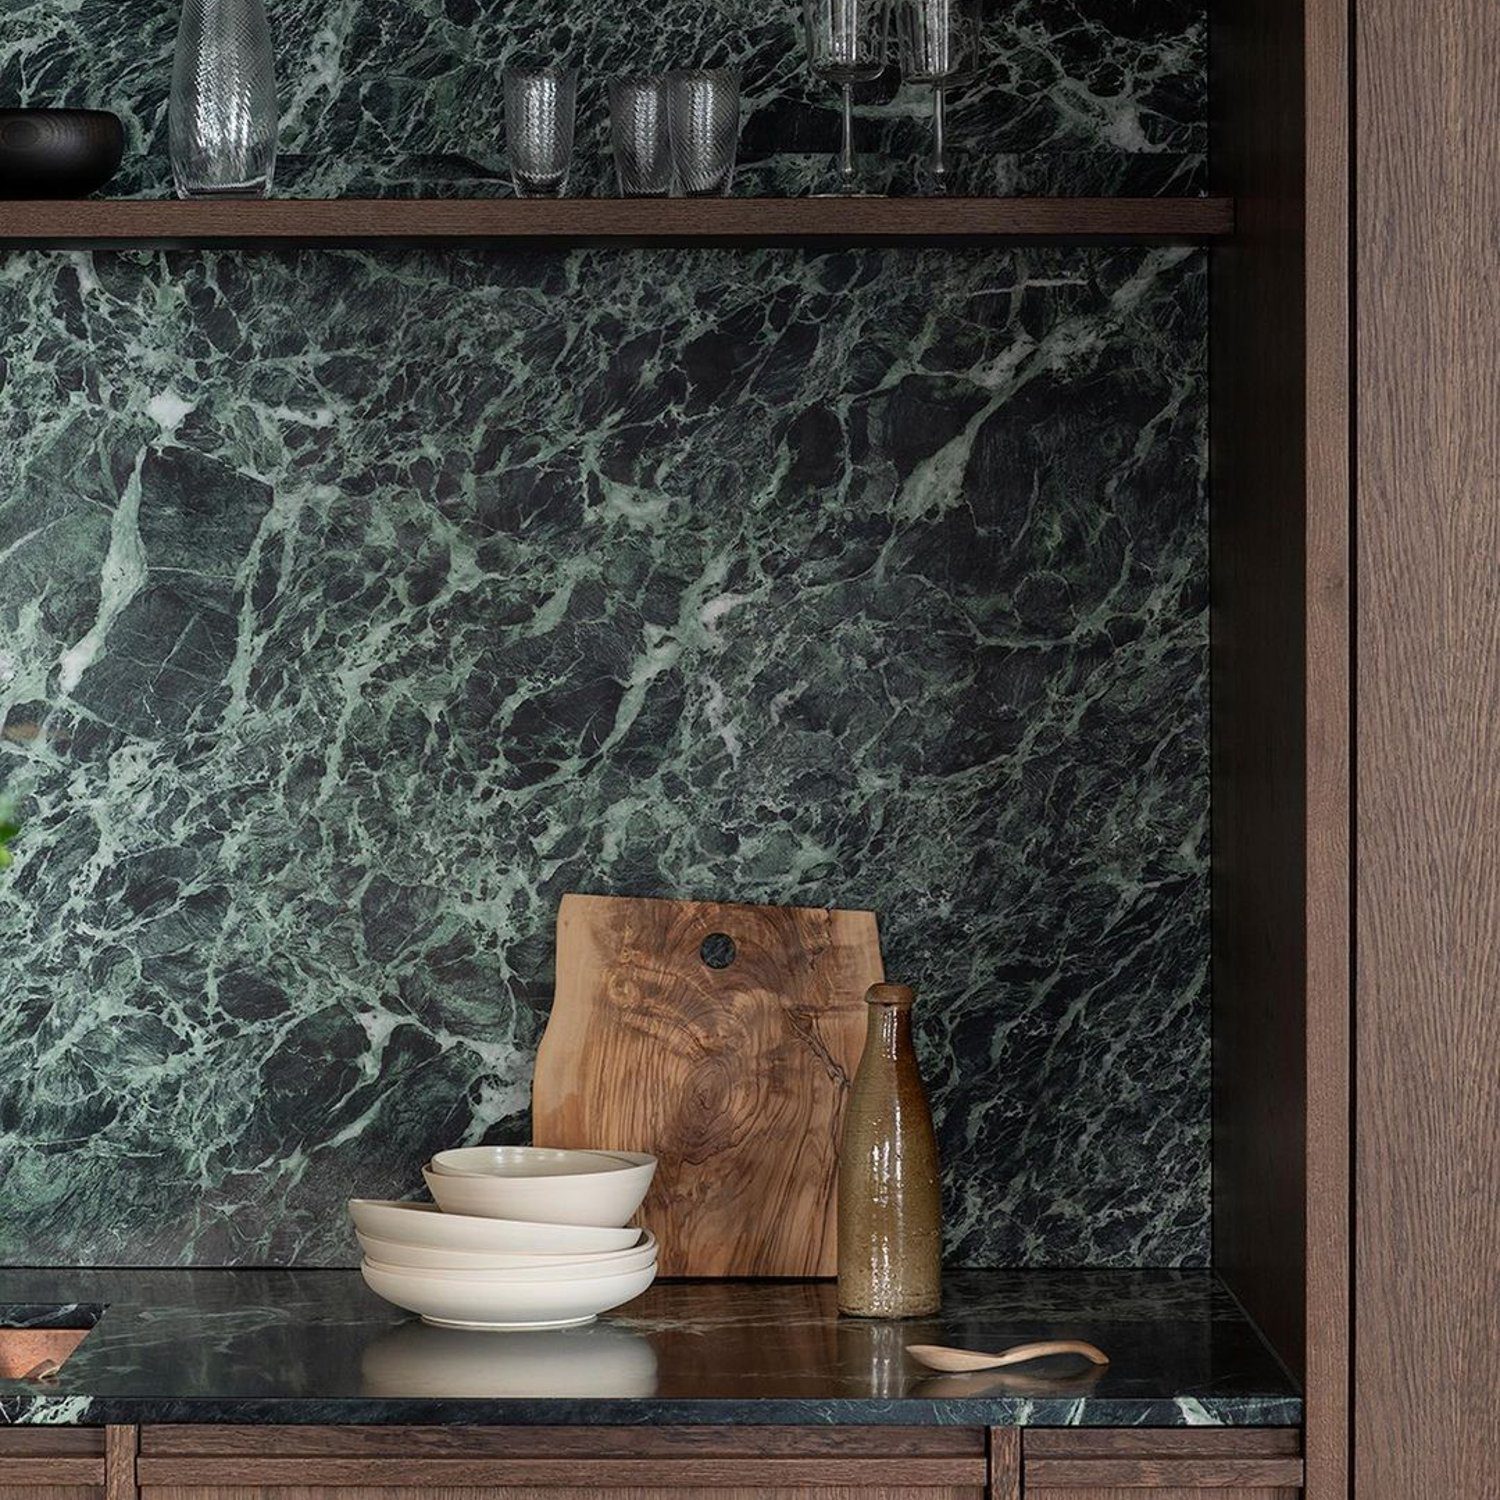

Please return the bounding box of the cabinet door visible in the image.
[0,1427,108,1499]
[1020,1429,1303,1498]
[137,1425,990,1500]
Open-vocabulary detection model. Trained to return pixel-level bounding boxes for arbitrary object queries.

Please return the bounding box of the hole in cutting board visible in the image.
[699,932,736,969]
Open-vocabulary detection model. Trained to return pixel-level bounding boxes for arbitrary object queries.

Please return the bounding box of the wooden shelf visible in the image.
[0,196,1234,248]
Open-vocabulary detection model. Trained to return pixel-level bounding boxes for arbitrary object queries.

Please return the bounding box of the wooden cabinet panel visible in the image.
[1025,1459,1304,1487]
[143,1482,984,1494]
[139,1428,984,1458]
[1209,0,1352,1493]
[1027,1491,1298,1500]
[0,1489,102,1500]
[138,1427,991,1500]
[1021,1432,1300,1460]
[1355,3,1500,1499]
[0,1427,108,1495]
[1020,1429,1303,1495]
[139,1461,981,1487]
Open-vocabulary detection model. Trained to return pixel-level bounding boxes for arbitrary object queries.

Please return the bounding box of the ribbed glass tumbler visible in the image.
[504,66,579,198]
[169,0,278,198]
[609,74,672,197]
[667,68,741,197]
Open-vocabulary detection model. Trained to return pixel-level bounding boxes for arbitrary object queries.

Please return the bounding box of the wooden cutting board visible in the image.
[532,893,884,1278]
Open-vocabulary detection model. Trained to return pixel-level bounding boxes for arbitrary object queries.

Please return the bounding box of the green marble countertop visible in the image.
[0,1267,1300,1427]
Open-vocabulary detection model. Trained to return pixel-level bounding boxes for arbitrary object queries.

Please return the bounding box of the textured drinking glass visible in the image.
[667,69,741,197]
[895,0,981,192]
[803,0,891,193]
[609,74,672,197]
[504,66,578,198]
[169,0,278,198]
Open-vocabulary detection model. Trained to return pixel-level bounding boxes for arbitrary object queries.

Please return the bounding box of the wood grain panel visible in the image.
[141,1428,982,1458]
[1026,1491,1298,1500]
[0,198,1235,248]
[534,894,883,1277]
[0,1432,104,1457]
[0,1459,107,1485]
[106,1427,138,1500]
[1024,1458,1303,1488]
[0,1489,102,1500]
[1023,1433,1300,1459]
[1209,3,1351,1499]
[137,1459,984,1489]
[144,1489,983,1500]
[987,1430,1019,1500]
[1355,0,1500,1494]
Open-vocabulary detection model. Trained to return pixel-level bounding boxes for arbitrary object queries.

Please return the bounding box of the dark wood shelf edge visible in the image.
[0,196,1234,247]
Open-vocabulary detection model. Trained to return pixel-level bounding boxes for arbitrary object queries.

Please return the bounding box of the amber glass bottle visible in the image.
[836,982,942,1317]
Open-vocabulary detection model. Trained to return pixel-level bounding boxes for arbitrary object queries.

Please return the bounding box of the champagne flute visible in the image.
[803,0,891,195]
[895,0,981,194]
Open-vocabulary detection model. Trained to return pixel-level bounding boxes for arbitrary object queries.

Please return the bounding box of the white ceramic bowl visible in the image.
[428,1146,630,1178]
[361,1258,658,1330]
[348,1200,642,1255]
[421,1153,655,1228]
[364,1246,656,1283]
[356,1229,658,1274]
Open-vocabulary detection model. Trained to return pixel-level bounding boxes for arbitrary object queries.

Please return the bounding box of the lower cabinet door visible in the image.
[1020,1429,1304,1499]
[0,1427,108,1499]
[136,1425,991,1500]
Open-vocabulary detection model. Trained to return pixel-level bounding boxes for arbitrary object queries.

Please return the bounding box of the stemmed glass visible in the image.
[896,0,981,193]
[803,0,891,195]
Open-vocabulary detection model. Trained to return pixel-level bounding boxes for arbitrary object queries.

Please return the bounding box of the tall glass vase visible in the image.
[170,0,278,198]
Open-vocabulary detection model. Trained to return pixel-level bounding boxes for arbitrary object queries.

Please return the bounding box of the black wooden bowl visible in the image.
[0,109,125,198]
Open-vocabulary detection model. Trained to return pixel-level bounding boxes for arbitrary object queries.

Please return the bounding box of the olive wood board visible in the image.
[0,1327,90,1381]
[532,893,884,1277]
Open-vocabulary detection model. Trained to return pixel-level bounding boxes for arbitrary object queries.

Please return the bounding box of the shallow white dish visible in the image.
[357,1229,657,1274]
[421,1153,655,1228]
[428,1146,632,1178]
[365,1247,656,1283]
[347,1200,642,1255]
[360,1258,658,1330]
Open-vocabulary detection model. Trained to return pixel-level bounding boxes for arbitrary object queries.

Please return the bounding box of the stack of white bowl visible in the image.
[351,1146,658,1330]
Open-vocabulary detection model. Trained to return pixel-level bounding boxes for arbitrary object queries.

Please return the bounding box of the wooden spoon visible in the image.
[906,1340,1109,1373]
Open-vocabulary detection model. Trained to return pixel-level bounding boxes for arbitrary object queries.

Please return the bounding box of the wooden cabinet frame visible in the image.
[7,1425,1313,1499]
[1209,1,1352,1496]
[1,1425,1315,1499]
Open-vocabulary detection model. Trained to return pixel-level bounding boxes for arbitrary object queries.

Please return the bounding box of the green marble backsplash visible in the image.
[0,244,1208,1267]
[2,0,1206,197]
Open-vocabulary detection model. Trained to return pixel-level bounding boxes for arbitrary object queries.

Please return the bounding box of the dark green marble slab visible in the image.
[0,245,1207,1267]
[0,1268,1300,1426]
[1,0,1204,197]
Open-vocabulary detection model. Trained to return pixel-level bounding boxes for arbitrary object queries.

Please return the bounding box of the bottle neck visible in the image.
[869,1002,914,1060]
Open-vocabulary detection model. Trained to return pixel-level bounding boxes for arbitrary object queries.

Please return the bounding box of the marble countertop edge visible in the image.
[0,1268,1302,1429]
